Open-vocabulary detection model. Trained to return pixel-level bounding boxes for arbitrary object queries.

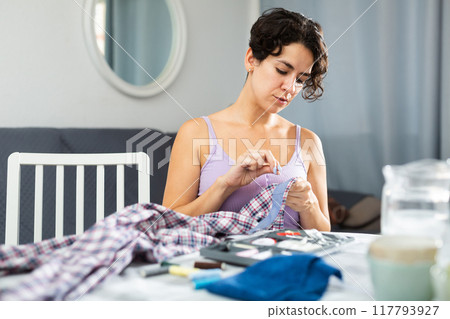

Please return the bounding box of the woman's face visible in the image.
[250,42,314,113]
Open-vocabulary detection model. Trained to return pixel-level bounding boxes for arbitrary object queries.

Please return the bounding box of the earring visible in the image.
[248,68,252,72]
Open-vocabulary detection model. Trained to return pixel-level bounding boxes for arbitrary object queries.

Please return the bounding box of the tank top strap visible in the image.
[294,124,308,176]
[295,125,301,153]
[202,116,218,143]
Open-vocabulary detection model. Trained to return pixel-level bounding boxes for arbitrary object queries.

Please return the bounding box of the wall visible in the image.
[0,0,258,132]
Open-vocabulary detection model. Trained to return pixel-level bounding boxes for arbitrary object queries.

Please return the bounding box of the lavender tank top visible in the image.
[198,116,308,229]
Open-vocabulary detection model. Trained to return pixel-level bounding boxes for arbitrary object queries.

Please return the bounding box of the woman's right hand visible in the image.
[222,149,281,189]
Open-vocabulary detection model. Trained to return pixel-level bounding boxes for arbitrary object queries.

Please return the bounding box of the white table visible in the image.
[0,232,379,301]
[82,232,379,301]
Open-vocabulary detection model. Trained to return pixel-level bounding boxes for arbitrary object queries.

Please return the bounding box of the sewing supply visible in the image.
[200,230,354,267]
[161,261,179,267]
[193,276,223,290]
[251,250,273,260]
[232,243,256,250]
[168,265,200,277]
[194,261,225,270]
[276,238,321,252]
[277,231,301,236]
[251,237,276,246]
[189,268,222,281]
[140,266,170,278]
[236,248,259,258]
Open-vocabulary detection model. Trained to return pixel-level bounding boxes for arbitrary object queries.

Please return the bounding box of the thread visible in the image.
[161,261,179,267]
[189,268,222,281]
[168,265,200,277]
[140,266,170,277]
[194,261,225,270]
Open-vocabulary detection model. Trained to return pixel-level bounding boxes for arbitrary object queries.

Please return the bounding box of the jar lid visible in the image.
[369,235,438,263]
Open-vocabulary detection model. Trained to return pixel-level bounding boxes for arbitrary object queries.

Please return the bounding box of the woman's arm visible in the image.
[162,119,236,216]
[285,129,331,231]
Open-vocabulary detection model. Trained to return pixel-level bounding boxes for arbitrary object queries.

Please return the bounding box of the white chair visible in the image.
[5,152,150,245]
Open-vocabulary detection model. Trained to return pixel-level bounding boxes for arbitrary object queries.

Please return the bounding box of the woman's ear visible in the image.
[245,47,256,71]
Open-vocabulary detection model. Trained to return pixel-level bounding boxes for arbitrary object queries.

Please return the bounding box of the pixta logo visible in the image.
[126,129,172,175]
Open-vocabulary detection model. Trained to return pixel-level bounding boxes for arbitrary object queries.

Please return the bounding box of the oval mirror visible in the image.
[83,0,187,98]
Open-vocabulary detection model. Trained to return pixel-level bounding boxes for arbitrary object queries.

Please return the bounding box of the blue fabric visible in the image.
[248,179,291,234]
[206,254,342,301]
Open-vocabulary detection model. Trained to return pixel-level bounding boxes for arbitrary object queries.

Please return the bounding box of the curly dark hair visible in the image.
[249,8,328,101]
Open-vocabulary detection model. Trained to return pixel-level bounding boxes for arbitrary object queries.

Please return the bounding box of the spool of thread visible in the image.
[188,268,222,281]
[193,261,225,270]
[161,261,179,267]
[192,276,222,290]
[140,266,170,278]
[168,265,200,277]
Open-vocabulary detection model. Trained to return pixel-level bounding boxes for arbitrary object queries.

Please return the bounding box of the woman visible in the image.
[163,8,330,231]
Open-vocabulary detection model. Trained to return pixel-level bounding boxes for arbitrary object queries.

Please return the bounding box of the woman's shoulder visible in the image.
[299,126,323,155]
[276,116,304,137]
[177,117,209,139]
[173,118,210,161]
[300,126,320,140]
[278,116,321,145]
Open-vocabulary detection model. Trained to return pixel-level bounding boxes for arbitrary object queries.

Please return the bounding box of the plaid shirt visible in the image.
[0,178,296,300]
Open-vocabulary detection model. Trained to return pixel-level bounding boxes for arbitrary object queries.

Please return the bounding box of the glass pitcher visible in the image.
[381,159,450,243]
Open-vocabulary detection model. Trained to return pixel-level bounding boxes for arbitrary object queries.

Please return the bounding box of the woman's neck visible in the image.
[227,86,277,128]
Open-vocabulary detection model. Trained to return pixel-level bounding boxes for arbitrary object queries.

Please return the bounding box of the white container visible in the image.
[368,235,438,301]
[431,224,450,300]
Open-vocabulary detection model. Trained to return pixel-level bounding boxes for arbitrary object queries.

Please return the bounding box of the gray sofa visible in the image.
[0,128,176,244]
[0,128,380,244]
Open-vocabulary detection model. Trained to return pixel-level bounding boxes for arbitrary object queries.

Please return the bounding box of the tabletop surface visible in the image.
[0,232,379,301]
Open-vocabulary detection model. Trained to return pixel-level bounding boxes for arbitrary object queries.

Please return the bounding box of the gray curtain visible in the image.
[261,0,450,197]
[105,0,173,86]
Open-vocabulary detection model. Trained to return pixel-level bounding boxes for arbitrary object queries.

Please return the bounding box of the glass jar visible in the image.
[381,159,450,244]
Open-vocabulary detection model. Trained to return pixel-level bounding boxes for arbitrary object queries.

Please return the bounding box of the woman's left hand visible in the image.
[285,177,319,213]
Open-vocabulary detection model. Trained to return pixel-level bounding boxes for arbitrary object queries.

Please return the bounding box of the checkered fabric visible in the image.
[0,178,296,300]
